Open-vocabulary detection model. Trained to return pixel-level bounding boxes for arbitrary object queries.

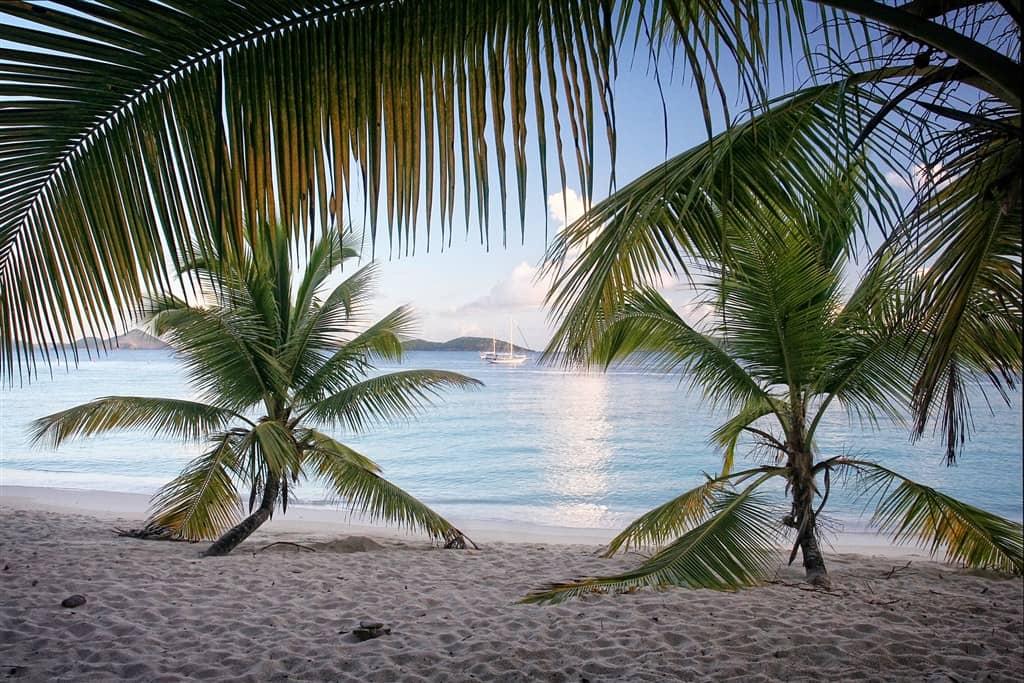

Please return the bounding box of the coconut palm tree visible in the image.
[29,225,481,556]
[525,173,1022,602]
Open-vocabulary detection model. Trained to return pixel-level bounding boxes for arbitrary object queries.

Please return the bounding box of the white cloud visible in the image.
[886,162,947,193]
[548,188,586,230]
[448,261,549,316]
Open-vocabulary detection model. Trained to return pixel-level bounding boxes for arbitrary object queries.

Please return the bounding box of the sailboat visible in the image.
[479,334,498,361]
[487,320,527,366]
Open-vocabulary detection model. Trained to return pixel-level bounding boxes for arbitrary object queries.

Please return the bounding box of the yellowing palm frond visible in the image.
[603,466,783,557]
[147,435,245,541]
[304,435,463,543]
[844,459,1023,574]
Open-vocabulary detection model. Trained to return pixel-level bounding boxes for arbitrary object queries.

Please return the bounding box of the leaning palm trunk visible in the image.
[204,477,281,557]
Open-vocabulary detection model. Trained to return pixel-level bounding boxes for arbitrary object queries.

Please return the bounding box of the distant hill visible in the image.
[403,336,534,353]
[72,329,169,350]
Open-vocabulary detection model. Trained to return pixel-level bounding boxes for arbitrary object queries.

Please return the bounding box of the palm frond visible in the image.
[603,466,782,556]
[0,0,617,380]
[146,434,245,541]
[709,397,781,472]
[592,287,771,414]
[892,112,1022,462]
[304,435,462,541]
[844,459,1023,574]
[301,369,482,431]
[524,476,783,603]
[29,396,243,448]
[542,80,897,365]
[294,305,418,404]
[145,297,285,410]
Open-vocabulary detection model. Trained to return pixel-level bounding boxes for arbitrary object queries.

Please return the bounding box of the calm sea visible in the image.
[1,350,1021,530]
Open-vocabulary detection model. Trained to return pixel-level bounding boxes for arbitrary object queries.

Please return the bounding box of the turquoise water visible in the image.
[1,350,1021,530]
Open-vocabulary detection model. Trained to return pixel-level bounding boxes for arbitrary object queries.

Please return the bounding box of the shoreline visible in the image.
[1,483,945,559]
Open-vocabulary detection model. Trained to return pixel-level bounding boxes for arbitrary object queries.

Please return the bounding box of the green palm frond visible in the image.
[301,369,482,431]
[542,80,897,364]
[893,114,1022,462]
[304,435,461,542]
[0,0,618,380]
[295,305,418,404]
[709,397,781,472]
[715,222,845,390]
[29,396,244,448]
[282,262,380,387]
[603,467,782,556]
[524,477,783,603]
[147,435,245,541]
[844,459,1023,574]
[592,287,771,414]
[251,420,303,481]
[145,298,285,411]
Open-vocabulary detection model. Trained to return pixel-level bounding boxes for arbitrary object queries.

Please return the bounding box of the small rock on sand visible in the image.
[60,595,86,608]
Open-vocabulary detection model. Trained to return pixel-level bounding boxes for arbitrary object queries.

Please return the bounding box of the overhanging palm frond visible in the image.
[524,475,783,603]
[891,114,1022,463]
[843,459,1023,574]
[304,436,462,542]
[29,396,244,448]
[301,369,482,431]
[0,0,618,381]
[147,435,245,541]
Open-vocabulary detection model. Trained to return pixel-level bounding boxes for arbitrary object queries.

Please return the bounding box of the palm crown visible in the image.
[527,174,1022,602]
[31,225,481,555]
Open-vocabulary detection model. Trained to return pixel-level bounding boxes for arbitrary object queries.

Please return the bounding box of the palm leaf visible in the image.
[603,466,781,556]
[146,434,245,541]
[300,369,482,431]
[542,80,897,365]
[294,305,418,404]
[844,458,1023,574]
[29,396,244,448]
[304,434,464,542]
[591,287,771,413]
[524,476,783,603]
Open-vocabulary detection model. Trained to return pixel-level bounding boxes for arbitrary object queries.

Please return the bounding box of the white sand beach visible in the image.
[1,485,1021,682]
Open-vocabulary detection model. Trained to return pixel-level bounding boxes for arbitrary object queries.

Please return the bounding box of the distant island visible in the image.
[403,336,535,353]
[70,329,169,351]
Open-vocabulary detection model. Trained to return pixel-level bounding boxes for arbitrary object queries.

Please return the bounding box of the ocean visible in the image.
[1,350,1021,531]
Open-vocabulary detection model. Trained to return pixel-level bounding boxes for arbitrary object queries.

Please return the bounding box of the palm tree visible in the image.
[29,225,482,556]
[525,175,1022,602]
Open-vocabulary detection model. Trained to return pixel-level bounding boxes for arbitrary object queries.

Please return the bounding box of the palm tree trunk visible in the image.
[203,476,280,557]
[789,450,830,588]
